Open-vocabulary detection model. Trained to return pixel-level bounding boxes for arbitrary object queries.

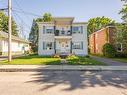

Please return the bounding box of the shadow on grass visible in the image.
[25,67,127,92]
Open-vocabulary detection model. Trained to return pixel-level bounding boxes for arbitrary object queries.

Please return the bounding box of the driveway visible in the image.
[91,56,127,66]
[0,71,127,95]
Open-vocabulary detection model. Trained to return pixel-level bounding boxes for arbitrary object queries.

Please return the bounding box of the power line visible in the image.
[12,9,42,17]
[12,11,31,29]
[13,0,32,21]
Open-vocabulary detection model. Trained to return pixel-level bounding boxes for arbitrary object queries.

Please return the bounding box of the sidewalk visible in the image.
[0,65,127,72]
[91,56,127,66]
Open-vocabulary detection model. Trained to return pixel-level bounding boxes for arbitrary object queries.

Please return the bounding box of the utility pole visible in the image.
[8,0,12,62]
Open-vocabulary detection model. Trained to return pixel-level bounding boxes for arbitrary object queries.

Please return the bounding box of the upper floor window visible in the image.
[43,26,54,34]
[72,26,83,34]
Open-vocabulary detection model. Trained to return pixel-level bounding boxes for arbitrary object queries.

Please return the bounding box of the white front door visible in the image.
[60,42,67,53]
[56,40,70,54]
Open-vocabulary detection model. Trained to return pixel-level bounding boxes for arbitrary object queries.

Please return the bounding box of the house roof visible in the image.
[52,17,74,22]
[0,31,30,44]
[73,22,88,24]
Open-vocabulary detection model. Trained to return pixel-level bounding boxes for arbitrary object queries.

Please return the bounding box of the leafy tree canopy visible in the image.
[0,11,18,36]
[87,16,115,35]
[119,4,127,23]
[29,13,52,52]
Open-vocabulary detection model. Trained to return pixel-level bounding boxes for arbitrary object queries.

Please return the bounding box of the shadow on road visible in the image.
[25,66,127,91]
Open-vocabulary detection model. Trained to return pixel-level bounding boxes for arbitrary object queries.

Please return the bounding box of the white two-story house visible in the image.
[37,17,88,56]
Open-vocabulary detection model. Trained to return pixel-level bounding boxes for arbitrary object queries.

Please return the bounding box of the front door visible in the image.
[60,42,67,53]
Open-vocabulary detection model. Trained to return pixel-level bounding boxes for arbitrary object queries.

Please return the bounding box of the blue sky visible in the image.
[0,0,124,38]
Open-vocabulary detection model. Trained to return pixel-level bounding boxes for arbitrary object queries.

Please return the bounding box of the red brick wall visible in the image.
[89,27,110,55]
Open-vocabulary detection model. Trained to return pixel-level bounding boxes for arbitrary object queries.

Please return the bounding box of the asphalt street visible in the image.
[0,71,127,95]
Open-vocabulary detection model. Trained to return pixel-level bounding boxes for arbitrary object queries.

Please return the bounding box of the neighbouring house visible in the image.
[89,26,117,55]
[0,31,30,56]
[37,17,88,56]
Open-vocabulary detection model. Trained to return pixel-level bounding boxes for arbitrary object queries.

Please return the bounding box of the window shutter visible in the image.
[43,26,45,34]
[54,26,56,34]
[53,42,55,49]
[72,26,74,34]
[43,42,45,50]
[81,42,83,50]
[71,26,73,35]
[81,26,83,34]
[70,41,72,53]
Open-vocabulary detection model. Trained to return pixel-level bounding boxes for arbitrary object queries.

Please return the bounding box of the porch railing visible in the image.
[54,30,72,36]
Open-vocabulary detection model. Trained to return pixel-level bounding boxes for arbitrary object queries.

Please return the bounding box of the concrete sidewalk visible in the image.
[0,65,127,71]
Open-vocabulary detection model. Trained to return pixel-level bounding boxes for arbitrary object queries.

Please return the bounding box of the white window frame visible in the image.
[72,42,83,49]
[43,42,54,50]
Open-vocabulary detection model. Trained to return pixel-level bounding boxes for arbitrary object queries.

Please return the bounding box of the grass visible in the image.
[0,55,61,65]
[113,58,127,63]
[0,54,105,65]
[66,55,105,65]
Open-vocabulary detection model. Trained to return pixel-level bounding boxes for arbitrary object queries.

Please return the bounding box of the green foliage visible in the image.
[42,13,52,22]
[66,55,105,65]
[119,4,127,23]
[115,52,127,58]
[87,16,115,35]
[0,11,18,36]
[29,19,39,52]
[29,13,53,52]
[114,23,127,53]
[102,43,116,58]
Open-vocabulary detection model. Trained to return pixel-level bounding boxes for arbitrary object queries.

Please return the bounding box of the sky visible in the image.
[0,0,124,39]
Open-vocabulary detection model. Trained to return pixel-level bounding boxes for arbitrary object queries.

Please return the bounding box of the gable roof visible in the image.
[0,31,30,44]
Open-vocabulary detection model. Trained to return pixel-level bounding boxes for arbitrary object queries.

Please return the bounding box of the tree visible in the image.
[29,13,52,52]
[115,23,127,53]
[0,11,18,36]
[87,16,115,35]
[102,43,116,58]
[29,19,39,52]
[119,4,127,23]
[42,13,52,22]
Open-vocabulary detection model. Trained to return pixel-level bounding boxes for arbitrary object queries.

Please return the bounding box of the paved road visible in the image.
[0,71,127,95]
[91,56,127,66]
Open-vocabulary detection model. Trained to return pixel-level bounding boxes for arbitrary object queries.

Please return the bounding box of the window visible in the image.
[46,29,54,33]
[72,42,83,49]
[43,26,54,34]
[116,43,123,52]
[73,27,79,33]
[72,26,83,34]
[43,42,54,50]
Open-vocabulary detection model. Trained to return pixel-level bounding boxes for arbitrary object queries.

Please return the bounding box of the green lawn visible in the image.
[0,55,61,65]
[0,54,105,65]
[113,58,127,63]
[66,55,105,65]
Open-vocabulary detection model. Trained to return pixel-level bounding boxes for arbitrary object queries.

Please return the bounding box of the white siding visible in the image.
[72,24,88,55]
[0,39,29,54]
[38,23,55,55]
[38,21,88,56]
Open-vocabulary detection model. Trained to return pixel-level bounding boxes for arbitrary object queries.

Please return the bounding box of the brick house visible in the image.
[89,26,116,55]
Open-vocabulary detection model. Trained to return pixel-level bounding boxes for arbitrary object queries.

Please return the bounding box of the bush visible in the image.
[53,54,60,58]
[115,52,127,58]
[102,43,116,58]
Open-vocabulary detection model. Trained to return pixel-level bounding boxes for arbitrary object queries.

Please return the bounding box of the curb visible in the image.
[0,66,127,72]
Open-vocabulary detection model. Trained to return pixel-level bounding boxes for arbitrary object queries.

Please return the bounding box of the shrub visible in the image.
[53,54,60,58]
[85,55,90,58]
[102,43,116,58]
[115,52,127,58]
